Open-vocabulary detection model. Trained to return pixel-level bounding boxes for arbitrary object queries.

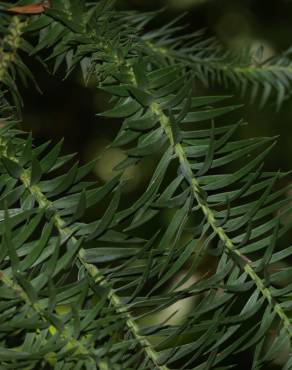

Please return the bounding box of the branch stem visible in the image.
[150,101,292,338]
[0,142,167,370]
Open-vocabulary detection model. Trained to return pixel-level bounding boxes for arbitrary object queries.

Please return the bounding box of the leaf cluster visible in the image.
[0,1,292,369]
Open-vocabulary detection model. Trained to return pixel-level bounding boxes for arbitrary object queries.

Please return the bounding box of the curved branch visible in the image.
[149,100,292,338]
[0,139,168,370]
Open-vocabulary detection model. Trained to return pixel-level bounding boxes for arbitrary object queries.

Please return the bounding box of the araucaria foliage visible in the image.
[1,1,292,369]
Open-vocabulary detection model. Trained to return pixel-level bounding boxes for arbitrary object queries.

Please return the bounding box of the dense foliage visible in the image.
[1,1,292,369]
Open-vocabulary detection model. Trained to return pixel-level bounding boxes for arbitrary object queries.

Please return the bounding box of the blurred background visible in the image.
[19,1,292,368]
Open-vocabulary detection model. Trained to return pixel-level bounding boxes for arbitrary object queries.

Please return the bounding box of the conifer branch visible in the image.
[0,136,168,370]
[150,101,292,338]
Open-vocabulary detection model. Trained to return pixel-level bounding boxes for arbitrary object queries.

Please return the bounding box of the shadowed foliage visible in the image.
[0,1,292,369]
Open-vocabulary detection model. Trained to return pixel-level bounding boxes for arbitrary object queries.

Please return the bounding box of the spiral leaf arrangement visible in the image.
[0,1,292,369]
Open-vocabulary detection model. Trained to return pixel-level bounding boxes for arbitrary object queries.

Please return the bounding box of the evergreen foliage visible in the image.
[0,1,292,369]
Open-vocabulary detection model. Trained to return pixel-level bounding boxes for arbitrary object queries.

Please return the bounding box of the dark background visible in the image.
[19,1,292,368]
